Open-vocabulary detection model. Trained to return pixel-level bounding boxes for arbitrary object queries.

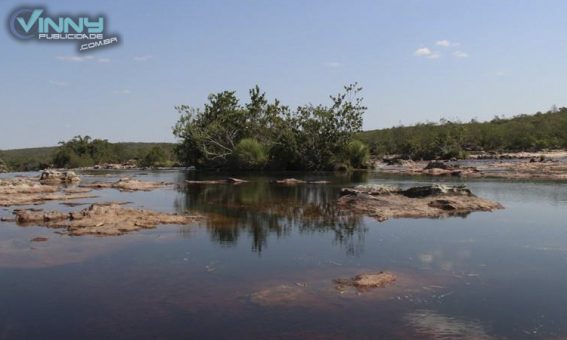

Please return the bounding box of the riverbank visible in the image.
[375,149,567,180]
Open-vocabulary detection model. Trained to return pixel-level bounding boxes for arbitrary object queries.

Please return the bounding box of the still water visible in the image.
[0,171,566,339]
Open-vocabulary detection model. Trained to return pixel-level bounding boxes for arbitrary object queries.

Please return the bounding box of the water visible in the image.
[1,170,566,339]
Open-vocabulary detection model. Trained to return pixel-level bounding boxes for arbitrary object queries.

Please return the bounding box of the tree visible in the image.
[173,83,366,170]
[140,146,168,167]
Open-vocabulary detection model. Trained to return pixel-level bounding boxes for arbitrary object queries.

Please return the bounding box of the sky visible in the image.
[1,0,567,149]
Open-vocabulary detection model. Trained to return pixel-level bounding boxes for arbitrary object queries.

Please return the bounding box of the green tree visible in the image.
[140,146,168,167]
[173,83,366,170]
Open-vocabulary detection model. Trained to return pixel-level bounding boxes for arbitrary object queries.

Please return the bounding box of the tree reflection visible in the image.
[174,173,368,255]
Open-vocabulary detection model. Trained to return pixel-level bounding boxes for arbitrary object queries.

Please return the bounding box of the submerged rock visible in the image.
[40,170,81,184]
[249,284,310,307]
[338,184,503,221]
[273,178,306,185]
[30,237,48,242]
[81,178,171,191]
[185,178,247,185]
[14,202,202,236]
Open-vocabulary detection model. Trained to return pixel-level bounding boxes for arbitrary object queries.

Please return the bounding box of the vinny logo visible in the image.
[8,7,119,52]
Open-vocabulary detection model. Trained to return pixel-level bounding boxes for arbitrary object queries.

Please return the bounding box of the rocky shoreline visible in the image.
[376,152,567,180]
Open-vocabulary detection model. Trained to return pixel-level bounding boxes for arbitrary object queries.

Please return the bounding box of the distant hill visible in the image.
[356,109,567,159]
[0,142,176,171]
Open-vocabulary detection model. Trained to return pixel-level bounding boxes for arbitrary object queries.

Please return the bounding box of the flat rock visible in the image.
[338,184,503,221]
[14,202,202,236]
[185,178,247,185]
[81,178,171,191]
[273,178,306,185]
[335,272,397,291]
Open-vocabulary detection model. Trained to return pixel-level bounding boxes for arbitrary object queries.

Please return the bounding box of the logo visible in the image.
[8,7,119,52]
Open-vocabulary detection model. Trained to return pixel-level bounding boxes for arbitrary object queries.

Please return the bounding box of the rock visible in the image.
[249,285,308,307]
[338,184,503,221]
[82,178,171,191]
[14,202,202,236]
[402,184,472,198]
[273,178,306,185]
[335,272,397,291]
[30,237,48,242]
[185,178,247,185]
[353,184,401,195]
[0,177,96,206]
[424,162,451,170]
[40,170,81,184]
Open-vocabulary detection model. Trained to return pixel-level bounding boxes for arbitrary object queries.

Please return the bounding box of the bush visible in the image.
[233,138,268,170]
[140,146,168,167]
[344,140,370,168]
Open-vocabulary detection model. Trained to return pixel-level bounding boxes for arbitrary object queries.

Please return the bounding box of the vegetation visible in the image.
[173,84,368,170]
[139,146,172,168]
[3,99,565,172]
[0,155,7,173]
[0,139,177,171]
[357,108,567,160]
[344,140,370,169]
[233,138,268,170]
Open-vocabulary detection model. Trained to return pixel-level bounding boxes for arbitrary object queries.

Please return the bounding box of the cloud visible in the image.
[436,39,461,47]
[49,80,68,87]
[414,47,440,59]
[133,55,153,62]
[113,89,132,95]
[453,51,469,58]
[495,71,505,77]
[56,55,95,62]
[56,56,110,63]
[323,61,342,68]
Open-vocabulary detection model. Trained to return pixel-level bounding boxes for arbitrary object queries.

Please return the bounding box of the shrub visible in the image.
[233,138,268,170]
[140,146,168,167]
[344,140,370,168]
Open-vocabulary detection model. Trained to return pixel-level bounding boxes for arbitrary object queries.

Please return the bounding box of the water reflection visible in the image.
[174,173,367,254]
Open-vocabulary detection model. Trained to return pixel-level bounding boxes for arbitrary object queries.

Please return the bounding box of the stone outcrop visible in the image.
[39,170,81,184]
[13,202,202,236]
[338,184,503,221]
[0,177,96,206]
[334,272,397,291]
[81,178,171,191]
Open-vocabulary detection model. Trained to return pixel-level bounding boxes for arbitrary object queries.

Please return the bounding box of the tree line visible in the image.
[357,108,567,160]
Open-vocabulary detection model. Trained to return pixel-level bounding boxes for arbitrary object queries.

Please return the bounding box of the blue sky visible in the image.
[1,0,566,149]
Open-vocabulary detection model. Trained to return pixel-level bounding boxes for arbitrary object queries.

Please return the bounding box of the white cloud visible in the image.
[414,47,440,59]
[495,71,505,77]
[453,51,469,58]
[436,40,452,47]
[323,61,342,68]
[97,58,111,63]
[133,55,153,62]
[414,47,432,57]
[113,89,132,95]
[49,80,68,87]
[56,55,95,62]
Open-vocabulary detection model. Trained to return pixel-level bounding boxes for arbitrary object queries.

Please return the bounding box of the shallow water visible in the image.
[1,170,566,339]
